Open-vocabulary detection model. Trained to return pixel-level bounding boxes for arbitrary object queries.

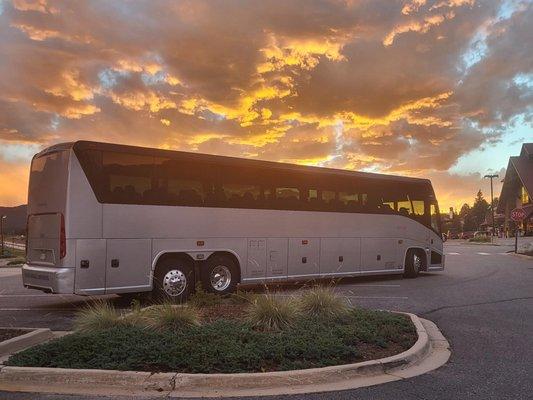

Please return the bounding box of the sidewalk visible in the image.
[493,237,533,253]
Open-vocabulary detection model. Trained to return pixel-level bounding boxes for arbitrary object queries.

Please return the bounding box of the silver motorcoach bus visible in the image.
[22,141,444,300]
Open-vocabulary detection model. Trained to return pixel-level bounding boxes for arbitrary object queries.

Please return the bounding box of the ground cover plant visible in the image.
[7,288,417,373]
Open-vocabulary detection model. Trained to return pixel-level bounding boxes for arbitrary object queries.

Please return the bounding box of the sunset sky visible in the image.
[0,0,531,211]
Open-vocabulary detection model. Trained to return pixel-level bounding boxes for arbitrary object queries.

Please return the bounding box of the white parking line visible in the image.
[446,252,461,255]
[344,284,401,288]
[346,296,409,299]
[477,252,491,255]
[276,294,408,300]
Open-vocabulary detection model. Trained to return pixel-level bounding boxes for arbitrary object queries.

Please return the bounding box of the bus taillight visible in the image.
[60,213,66,259]
[25,216,29,259]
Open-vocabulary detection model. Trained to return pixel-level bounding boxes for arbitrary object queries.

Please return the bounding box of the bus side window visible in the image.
[275,187,300,209]
[222,183,261,208]
[102,152,154,204]
[321,190,336,211]
[154,158,213,207]
[397,199,413,216]
[307,188,320,210]
[339,192,360,212]
[430,203,440,233]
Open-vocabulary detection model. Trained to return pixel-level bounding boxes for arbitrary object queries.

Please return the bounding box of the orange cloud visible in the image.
[0,0,530,209]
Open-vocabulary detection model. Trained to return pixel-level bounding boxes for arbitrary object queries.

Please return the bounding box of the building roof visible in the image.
[520,143,533,157]
[497,143,533,213]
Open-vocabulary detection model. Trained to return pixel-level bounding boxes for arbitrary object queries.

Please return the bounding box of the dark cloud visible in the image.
[0,0,531,208]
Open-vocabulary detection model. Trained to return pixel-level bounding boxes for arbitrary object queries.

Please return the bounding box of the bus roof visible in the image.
[42,140,431,185]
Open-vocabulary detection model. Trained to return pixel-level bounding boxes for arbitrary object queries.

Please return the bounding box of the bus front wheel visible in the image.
[403,249,423,278]
[202,255,239,295]
[153,257,194,302]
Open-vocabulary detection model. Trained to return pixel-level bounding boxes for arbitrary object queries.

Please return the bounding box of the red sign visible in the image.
[511,208,526,222]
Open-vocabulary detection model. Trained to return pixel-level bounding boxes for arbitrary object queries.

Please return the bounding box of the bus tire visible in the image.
[202,255,239,295]
[403,249,422,278]
[152,257,194,303]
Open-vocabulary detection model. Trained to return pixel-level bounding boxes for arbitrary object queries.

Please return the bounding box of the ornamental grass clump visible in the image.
[74,301,126,333]
[229,289,257,305]
[298,286,350,320]
[144,303,200,332]
[245,293,298,331]
[189,282,223,308]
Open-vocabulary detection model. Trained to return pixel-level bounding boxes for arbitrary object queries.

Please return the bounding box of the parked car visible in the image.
[447,231,461,239]
[461,231,475,240]
[473,231,490,238]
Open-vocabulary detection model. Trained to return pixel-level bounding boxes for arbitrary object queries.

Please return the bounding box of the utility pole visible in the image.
[0,215,6,257]
[484,174,499,240]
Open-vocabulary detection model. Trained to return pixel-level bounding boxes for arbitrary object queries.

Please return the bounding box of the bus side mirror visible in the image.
[442,233,448,242]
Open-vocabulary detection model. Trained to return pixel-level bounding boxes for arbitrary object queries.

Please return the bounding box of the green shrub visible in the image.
[189,282,222,308]
[298,286,350,320]
[245,294,298,331]
[144,303,200,332]
[7,308,416,373]
[73,301,126,333]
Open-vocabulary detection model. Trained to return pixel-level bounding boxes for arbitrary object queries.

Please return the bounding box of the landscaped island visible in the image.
[6,287,417,373]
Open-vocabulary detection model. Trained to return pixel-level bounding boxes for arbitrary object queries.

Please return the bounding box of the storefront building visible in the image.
[497,143,533,236]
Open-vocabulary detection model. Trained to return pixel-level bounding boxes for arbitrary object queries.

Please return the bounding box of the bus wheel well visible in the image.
[406,248,427,271]
[206,251,242,283]
[154,252,195,270]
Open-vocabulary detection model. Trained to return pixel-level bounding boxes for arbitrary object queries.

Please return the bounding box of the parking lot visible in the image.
[1,240,532,399]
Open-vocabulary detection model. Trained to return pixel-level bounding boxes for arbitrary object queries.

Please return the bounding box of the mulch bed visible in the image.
[0,328,29,342]
[199,303,247,322]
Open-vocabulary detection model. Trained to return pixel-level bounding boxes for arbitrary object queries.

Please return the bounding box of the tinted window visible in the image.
[74,145,439,231]
[223,183,261,208]
[154,158,214,206]
[430,202,441,233]
[102,152,154,204]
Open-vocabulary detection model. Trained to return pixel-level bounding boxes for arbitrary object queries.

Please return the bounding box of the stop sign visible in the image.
[511,208,526,222]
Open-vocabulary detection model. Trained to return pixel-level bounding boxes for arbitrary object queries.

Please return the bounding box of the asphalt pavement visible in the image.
[0,240,532,399]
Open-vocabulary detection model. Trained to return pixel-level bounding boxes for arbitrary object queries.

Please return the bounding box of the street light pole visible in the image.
[484,174,499,240]
[0,215,6,257]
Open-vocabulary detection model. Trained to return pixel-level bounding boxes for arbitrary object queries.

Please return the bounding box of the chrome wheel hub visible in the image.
[210,265,232,291]
[413,254,422,272]
[163,269,187,297]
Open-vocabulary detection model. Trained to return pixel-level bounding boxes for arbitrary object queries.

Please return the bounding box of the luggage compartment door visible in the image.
[105,239,152,294]
[75,239,106,295]
[361,238,400,272]
[288,238,319,278]
[320,238,361,276]
[266,238,288,279]
[247,239,267,279]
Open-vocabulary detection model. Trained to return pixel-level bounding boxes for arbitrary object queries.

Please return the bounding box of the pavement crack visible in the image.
[421,296,533,316]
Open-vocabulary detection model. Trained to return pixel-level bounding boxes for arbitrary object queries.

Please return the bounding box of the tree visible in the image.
[459,203,471,218]
[470,190,490,230]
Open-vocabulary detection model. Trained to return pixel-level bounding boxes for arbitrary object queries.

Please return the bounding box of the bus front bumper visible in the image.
[22,264,75,294]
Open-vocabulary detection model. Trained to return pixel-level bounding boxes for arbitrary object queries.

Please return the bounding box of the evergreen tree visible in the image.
[470,190,490,230]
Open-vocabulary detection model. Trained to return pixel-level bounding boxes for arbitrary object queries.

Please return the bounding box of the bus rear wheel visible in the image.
[403,249,423,278]
[153,257,194,302]
[202,255,239,295]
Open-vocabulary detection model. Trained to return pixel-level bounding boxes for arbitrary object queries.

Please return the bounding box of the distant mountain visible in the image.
[0,205,27,234]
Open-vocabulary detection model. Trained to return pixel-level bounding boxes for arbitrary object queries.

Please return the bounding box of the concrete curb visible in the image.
[0,328,53,358]
[509,252,533,260]
[0,313,450,397]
